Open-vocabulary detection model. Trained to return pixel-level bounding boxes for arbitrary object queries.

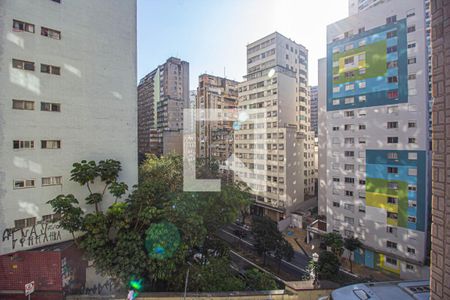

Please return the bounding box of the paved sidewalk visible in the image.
[283,227,399,282]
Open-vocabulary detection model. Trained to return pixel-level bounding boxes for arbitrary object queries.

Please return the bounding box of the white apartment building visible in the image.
[234,32,315,221]
[0,0,138,255]
[319,0,430,279]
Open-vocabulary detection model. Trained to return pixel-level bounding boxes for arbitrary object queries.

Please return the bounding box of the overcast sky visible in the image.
[137,0,348,89]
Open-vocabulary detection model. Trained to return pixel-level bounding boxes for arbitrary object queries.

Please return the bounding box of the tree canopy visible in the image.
[47,155,263,292]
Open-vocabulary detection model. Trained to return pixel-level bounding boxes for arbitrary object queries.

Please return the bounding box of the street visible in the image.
[217,223,311,280]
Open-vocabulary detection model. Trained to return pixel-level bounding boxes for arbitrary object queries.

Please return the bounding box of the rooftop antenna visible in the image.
[224,66,226,79]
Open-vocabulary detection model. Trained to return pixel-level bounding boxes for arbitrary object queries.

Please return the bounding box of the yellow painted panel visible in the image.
[387,218,398,226]
[379,254,400,275]
[366,192,398,212]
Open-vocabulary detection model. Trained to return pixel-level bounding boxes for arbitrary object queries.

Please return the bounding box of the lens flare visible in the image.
[129,278,143,291]
[145,222,180,260]
[232,121,241,131]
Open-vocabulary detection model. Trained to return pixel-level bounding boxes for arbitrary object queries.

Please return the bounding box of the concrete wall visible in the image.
[0,0,138,255]
[430,0,450,298]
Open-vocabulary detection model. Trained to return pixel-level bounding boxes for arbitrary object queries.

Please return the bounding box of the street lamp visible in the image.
[312,252,319,288]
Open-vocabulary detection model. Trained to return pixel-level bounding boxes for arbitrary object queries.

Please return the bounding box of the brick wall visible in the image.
[430,0,450,299]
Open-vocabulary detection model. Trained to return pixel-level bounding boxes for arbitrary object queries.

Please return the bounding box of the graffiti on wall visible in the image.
[2,223,62,250]
[80,278,120,295]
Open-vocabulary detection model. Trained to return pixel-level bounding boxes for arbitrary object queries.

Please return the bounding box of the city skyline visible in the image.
[137,0,348,88]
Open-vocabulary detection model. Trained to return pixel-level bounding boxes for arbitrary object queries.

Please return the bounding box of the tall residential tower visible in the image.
[233,32,315,221]
[0,0,138,255]
[319,0,431,278]
[138,57,189,158]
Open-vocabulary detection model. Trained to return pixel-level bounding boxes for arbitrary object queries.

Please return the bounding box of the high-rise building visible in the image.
[309,86,319,137]
[350,0,433,139]
[196,74,239,180]
[233,32,315,221]
[429,1,450,299]
[138,57,189,157]
[0,0,138,255]
[319,0,431,279]
[349,0,388,15]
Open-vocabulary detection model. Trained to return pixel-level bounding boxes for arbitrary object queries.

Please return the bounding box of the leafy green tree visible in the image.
[245,268,277,291]
[47,155,251,292]
[251,216,293,268]
[47,194,83,240]
[317,250,341,280]
[274,238,294,273]
[186,257,245,292]
[344,237,362,273]
[323,232,344,257]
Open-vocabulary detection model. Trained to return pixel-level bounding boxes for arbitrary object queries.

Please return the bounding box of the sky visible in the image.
[137,0,348,89]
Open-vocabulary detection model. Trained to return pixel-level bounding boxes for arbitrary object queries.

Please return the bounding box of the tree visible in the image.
[317,250,340,280]
[252,216,279,265]
[274,238,294,273]
[344,237,362,273]
[251,216,294,268]
[323,232,344,257]
[244,268,277,291]
[47,155,251,292]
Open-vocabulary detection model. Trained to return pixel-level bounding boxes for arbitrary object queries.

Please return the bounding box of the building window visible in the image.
[51,0,62,3]
[13,140,34,149]
[387,61,398,69]
[388,182,399,190]
[387,30,397,38]
[359,124,366,130]
[41,64,61,75]
[408,137,416,144]
[14,217,36,229]
[408,216,417,223]
[41,213,61,223]
[406,264,415,271]
[13,19,35,33]
[408,168,417,176]
[408,184,417,191]
[408,42,416,49]
[408,200,417,208]
[408,57,417,64]
[41,102,61,112]
[387,137,399,144]
[12,99,34,110]
[14,179,35,189]
[42,176,62,186]
[386,15,397,24]
[345,190,354,197]
[407,25,416,33]
[387,212,398,220]
[387,152,398,160]
[386,226,397,234]
[408,121,417,128]
[388,167,398,174]
[408,152,418,160]
[345,111,354,117]
[386,256,398,266]
[41,27,61,40]
[12,59,35,71]
[387,241,398,249]
[387,76,398,83]
[387,90,399,99]
[359,179,366,185]
[387,121,398,129]
[387,46,398,53]
[344,216,354,225]
[387,197,398,204]
[333,202,340,207]
[41,140,61,149]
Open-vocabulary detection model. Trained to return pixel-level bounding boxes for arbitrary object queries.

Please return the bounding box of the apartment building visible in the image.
[233,32,315,221]
[319,0,430,278]
[0,0,138,255]
[196,74,239,181]
[309,86,319,137]
[138,57,189,157]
